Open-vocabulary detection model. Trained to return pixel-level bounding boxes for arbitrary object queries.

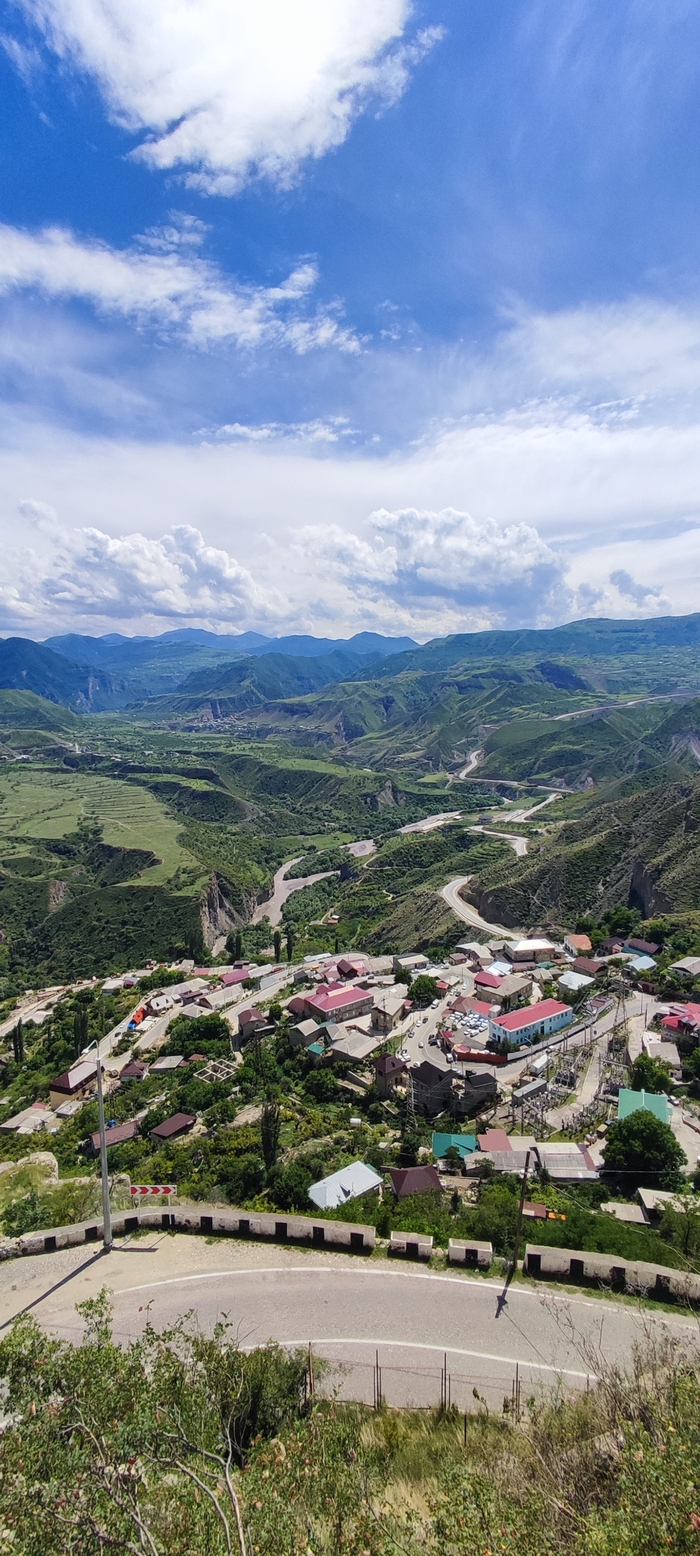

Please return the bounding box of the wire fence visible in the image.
[302,1344,592,1419]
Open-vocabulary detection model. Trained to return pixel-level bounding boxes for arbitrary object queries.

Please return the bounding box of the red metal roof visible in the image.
[491,998,570,1032]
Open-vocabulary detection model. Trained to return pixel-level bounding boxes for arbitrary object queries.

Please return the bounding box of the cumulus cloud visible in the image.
[0,222,360,352]
[300,506,569,630]
[12,505,289,628]
[15,0,441,194]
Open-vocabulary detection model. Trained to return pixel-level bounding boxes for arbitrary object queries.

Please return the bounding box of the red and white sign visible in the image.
[129,1185,178,1198]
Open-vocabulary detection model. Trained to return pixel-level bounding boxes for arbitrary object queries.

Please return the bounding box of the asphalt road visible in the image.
[440,876,513,935]
[0,1237,694,1411]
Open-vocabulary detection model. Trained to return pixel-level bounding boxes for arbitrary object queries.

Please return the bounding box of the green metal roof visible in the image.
[617,1088,671,1126]
[307,1042,325,1057]
[432,1131,478,1159]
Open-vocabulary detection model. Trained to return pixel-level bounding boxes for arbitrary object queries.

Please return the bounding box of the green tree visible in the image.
[399,1125,421,1166]
[286,927,295,962]
[260,1096,281,1170]
[12,1018,24,1066]
[407,974,439,1006]
[273,929,282,962]
[630,1052,674,1094]
[603,1110,687,1188]
[73,1005,89,1058]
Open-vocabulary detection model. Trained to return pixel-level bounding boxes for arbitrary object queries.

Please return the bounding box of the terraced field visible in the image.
[0,768,199,885]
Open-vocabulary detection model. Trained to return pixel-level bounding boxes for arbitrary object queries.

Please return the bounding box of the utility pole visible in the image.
[91,1039,112,1252]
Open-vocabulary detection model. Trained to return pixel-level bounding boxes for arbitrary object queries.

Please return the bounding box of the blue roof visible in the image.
[432,1131,478,1159]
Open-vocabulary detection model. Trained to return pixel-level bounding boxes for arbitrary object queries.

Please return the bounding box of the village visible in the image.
[1,917,698,1257]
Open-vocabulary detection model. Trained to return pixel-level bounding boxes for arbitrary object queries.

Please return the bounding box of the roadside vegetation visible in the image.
[0,1292,697,1555]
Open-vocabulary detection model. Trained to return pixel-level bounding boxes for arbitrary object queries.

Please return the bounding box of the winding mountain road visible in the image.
[0,1237,693,1412]
[441,876,514,936]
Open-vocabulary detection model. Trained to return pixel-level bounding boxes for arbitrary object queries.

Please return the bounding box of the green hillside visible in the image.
[467,772,700,926]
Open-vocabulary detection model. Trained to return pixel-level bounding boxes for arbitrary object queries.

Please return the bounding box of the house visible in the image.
[119,1060,149,1081]
[564,933,593,956]
[462,1071,498,1116]
[49,1060,102,1110]
[237,1008,268,1042]
[574,957,605,976]
[288,1018,319,1049]
[287,995,308,1018]
[494,973,532,1011]
[337,956,367,979]
[388,1165,443,1199]
[661,1002,700,1037]
[0,1102,58,1135]
[636,1187,683,1222]
[623,938,660,957]
[616,1088,671,1126]
[308,1160,382,1210]
[220,968,250,987]
[488,999,573,1048]
[150,1055,185,1073]
[374,1053,407,1097]
[474,970,504,998]
[536,1142,598,1181]
[150,1112,196,1142]
[643,1036,681,1077]
[628,955,656,973]
[477,1128,513,1152]
[455,941,493,969]
[305,987,374,1023]
[432,1130,477,1161]
[411,1059,455,1115]
[503,939,556,965]
[669,956,700,979]
[557,970,594,994]
[328,1027,382,1062]
[450,997,493,1019]
[88,1120,139,1155]
[392,952,429,975]
[595,938,624,956]
[146,993,174,1015]
[372,990,408,1033]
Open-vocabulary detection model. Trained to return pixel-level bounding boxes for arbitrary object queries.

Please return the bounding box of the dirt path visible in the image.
[251,859,338,926]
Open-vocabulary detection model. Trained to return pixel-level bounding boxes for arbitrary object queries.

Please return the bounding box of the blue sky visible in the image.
[1,0,700,640]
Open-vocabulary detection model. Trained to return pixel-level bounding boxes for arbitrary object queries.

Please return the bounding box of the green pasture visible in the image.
[0,768,200,885]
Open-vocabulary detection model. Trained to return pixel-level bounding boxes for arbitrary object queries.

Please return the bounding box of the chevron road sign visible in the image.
[129,1185,178,1198]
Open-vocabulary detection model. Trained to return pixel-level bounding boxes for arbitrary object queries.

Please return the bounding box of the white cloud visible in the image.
[299,506,569,631]
[500,296,700,404]
[9,506,290,629]
[0,222,360,352]
[202,416,356,444]
[1,33,42,84]
[16,0,441,194]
